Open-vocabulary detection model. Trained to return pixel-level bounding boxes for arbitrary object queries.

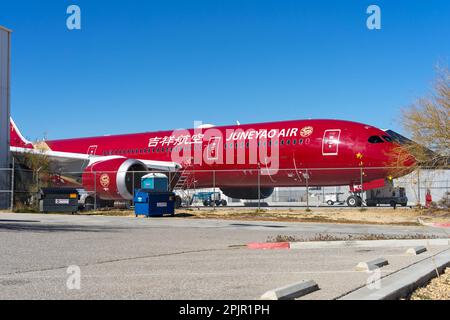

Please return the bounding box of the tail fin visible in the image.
[10,118,33,149]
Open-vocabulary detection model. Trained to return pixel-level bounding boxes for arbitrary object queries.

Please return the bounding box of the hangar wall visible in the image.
[0,26,11,209]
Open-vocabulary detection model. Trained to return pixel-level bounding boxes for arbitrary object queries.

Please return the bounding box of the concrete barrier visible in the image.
[289,239,450,250]
[260,280,319,300]
[340,249,450,300]
[355,258,389,272]
[406,246,427,256]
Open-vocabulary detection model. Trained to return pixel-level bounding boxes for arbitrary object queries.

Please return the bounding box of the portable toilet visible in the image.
[141,173,168,191]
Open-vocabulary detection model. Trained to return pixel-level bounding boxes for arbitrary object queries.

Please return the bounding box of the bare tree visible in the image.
[12,145,51,208]
[392,66,449,170]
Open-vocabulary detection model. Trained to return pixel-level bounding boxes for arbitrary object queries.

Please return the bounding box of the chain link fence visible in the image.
[1,166,449,212]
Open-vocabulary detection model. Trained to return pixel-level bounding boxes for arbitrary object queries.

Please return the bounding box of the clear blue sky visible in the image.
[1,0,449,140]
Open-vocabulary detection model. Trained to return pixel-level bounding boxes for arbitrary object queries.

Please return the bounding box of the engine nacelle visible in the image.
[220,187,274,200]
[82,158,148,200]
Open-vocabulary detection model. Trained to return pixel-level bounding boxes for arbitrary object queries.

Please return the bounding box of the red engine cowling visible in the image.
[82,158,148,200]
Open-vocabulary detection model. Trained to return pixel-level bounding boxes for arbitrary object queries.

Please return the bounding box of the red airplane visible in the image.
[9,118,414,207]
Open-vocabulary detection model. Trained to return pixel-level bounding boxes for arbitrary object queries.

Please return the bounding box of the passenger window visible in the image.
[286,140,291,145]
[368,136,384,144]
[293,139,297,145]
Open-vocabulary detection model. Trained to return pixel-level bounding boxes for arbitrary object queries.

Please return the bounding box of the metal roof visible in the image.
[0,25,12,33]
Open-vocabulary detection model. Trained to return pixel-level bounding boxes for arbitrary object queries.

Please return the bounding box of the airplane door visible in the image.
[207,137,221,161]
[322,130,341,156]
[87,145,98,156]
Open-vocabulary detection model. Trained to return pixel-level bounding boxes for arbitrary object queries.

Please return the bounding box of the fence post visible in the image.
[94,171,97,210]
[306,169,309,211]
[417,168,421,205]
[258,164,261,211]
[447,178,449,204]
[213,170,216,211]
[360,166,364,205]
[36,167,41,211]
[132,171,135,199]
[10,157,14,211]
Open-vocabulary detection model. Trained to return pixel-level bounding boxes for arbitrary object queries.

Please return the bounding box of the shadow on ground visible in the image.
[0,221,124,233]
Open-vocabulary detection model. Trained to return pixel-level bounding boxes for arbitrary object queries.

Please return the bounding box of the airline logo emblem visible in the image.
[300,126,314,137]
[100,174,110,188]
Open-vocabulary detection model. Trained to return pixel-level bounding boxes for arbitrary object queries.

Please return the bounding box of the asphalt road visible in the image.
[0,213,448,300]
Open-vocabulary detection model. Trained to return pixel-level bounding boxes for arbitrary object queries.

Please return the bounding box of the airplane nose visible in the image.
[387,142,417,169]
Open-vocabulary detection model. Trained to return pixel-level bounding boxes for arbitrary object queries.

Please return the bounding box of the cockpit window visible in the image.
[382,136,393,143]
[368,136,384,144]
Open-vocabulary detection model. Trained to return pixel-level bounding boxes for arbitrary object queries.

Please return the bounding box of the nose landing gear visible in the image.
[347,194,363,207]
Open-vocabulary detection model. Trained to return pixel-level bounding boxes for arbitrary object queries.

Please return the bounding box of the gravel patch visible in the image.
[410,268,450,300]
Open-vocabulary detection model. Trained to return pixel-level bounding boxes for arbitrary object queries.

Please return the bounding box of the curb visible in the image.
[247,242,290,250]
[247,239,450,250]
[430,222,450,228]
[406,246,427,256]
[288,239,450,250]
[260,280,319,300]
[355,258,389,272]
[339,248,450,300]
[417,218,450,228]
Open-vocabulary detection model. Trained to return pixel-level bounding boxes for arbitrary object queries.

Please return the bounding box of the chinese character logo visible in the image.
[99,174,110,188]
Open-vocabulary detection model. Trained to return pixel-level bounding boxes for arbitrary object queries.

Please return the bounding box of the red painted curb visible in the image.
[247,242,290,250]
[431,222,450,228]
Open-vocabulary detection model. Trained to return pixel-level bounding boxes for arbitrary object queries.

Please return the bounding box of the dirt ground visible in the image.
[174,207,450,226]
[410,268,450,300]
[78,206,450,226]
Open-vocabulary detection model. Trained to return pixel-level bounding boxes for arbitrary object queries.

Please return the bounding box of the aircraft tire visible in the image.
[347,196,359,207]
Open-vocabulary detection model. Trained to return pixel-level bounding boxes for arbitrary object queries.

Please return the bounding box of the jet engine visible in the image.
[82,158,148,200]
[220,187,274,200]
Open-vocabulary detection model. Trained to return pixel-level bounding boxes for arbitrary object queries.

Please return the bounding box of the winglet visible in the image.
[10,118,33,149]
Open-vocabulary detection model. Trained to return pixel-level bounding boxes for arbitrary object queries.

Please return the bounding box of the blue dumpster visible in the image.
[134,189,175,217]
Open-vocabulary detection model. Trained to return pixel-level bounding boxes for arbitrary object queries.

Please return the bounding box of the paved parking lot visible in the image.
[0,213,448,299]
